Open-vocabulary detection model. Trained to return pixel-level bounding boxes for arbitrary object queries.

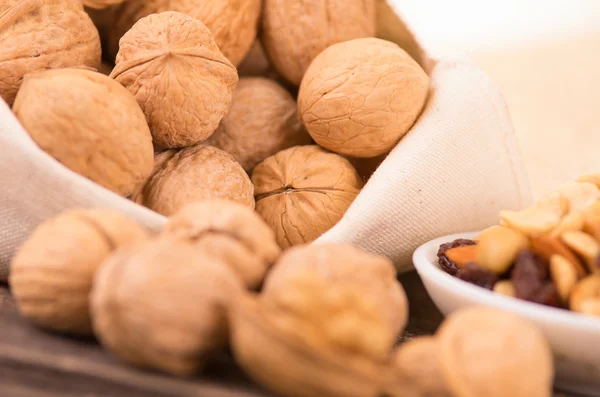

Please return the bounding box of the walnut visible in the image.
[0,0,101,105]
[252,145,363,248]
[206,78,311,172]
[12,68,154,196]
[230,275,391,397]
[262,243,408,336]
[298,38,429,158]
[385,337,451,397]
[91,237,242,376]
[9,209,148,335]
[134,145,254,216]
[163,199,281,289]
[108,0,261,66]
[111,12,238,149]
[437,307,554,397]
[261,0,376,86]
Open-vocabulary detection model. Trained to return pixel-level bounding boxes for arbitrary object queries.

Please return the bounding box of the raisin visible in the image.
[511,249,559,306]
[456,263,498,290]
[438,239,476,276]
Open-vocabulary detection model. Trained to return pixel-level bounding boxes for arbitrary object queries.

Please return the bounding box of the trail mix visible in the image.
[439,175,600,317]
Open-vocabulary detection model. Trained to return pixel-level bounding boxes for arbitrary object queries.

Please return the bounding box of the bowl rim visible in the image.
[412,231,600,331]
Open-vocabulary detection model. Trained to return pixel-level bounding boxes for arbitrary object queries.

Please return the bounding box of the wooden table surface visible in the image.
[0,274,580,396]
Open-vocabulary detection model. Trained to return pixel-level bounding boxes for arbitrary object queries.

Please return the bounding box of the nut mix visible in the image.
[440,177,600,317]
[2,2,559,396]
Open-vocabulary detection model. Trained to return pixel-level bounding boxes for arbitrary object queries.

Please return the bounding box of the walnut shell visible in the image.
[12,68,154,196]
[437,307,554,397]
[109,0,261,66]
[111,12,238,149]
[252,145,363,248]
[263,243,408,336]
[230,281,389,397]
[0,0,101,105]
[298,38,430,158]
[9,209,148,335]
[261,0,376,86]
[385,337,451,397]
[91,237,242,376]
[206,78,311,172]
[164,199,281,288]
[134,145,255,216]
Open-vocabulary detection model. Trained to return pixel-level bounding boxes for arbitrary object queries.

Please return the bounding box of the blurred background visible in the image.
[396,0,600,199]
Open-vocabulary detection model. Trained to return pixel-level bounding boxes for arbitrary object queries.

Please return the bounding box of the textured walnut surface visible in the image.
[261,0,376,85]
[0,0,101,105]
[252,145,363,248]
[12,68,154,196]
[207,78,311,172]
[111,12,238,149]
[298,38,429,158]
[135,145,254,216]
[109,0,261,66]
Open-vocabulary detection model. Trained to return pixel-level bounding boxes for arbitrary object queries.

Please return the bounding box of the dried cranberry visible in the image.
[456,263,498,290]
[511,249,557,306]
[438,239,476,276]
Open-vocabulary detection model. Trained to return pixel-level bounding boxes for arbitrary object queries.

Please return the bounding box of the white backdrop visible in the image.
[393,0,600,198]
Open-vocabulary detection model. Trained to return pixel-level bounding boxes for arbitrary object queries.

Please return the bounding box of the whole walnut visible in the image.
[164,199,281,288]
[91,237,243,376]
[261,0,376,86]
[9,209,148,335]
[134,145,254,216]
[263,243,408,336]
[108,0,261,66]
[111,12,238,149]
[231,275,391,397]
[0,0,101,105]
[13,69,154,197]
[252,145,363,248]
[298,38,429,158]
[206,78,311,172]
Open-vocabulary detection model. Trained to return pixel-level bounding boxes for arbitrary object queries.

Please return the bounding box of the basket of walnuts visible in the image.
[0,0,531,278]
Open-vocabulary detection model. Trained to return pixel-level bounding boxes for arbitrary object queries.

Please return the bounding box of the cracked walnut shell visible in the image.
[134,145,254,216]
[164,199,281,289]
[206,77,311,172]
[91,237,242,376]
[263,243,408,336]
[261,0,376,86]
[111,12,238,149]
[252,145,363,248]
[298,38,429,158]
[109,0,261,66]
[0,0,101,105]
[9,209,148,335]
[13,68,154,197]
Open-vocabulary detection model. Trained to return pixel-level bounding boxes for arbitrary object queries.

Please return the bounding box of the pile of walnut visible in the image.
[439,174,600,317]
[9,199,555,397]
[0,0,430,249]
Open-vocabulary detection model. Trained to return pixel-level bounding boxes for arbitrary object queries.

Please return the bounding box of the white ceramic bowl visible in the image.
[413,232,600,396]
